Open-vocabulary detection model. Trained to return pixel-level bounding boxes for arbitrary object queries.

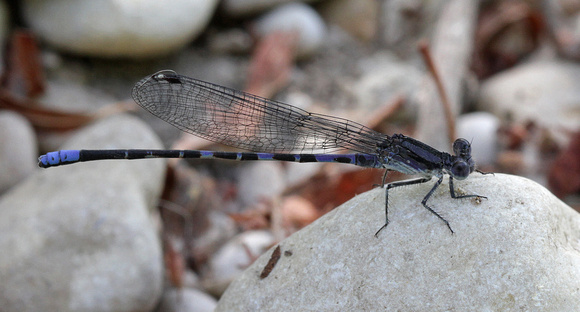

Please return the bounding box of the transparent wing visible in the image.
[132,71,388,154]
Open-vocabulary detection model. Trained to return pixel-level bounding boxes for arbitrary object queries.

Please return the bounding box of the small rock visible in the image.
[217,174,580,311]
[0,111,37,194]
[237,162,286,207]
[157,288,217,312]
[457,112,500,166]
[0,115,166,311]
[479,61,580,146]
[22,0,219,58]
[203,230,275,296]
[253,2,326,57]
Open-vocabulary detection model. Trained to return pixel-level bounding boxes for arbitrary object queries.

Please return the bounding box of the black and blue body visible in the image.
[38,71,487,235]
[39,149,382,168]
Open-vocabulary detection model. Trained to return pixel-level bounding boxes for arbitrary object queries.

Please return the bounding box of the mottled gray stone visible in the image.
[0,115,166,312]
[217,174,580,311]
[22,0,218,58]
[479,61,580,145]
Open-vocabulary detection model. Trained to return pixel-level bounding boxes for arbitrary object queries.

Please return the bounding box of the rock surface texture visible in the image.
[0,115,166,311]
[216,174,580,311]
[22,0,219,58]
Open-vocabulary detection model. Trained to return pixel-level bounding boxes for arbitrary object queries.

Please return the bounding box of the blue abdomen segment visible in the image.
[38,150,80,168]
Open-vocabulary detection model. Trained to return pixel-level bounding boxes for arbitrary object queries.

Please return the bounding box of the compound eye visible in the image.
[451,161,470,180]
[453,138,471,157]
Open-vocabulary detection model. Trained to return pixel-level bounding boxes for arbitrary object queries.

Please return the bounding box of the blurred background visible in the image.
[0,0,579,311]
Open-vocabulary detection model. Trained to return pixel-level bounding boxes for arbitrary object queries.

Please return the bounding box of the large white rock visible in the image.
[216,174,580,311]
[22,0,219,58]
[0,115,166,311]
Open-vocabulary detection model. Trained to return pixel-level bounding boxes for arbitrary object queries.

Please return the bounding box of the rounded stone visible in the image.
[216,174,580,311]
[22,0,219,58]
